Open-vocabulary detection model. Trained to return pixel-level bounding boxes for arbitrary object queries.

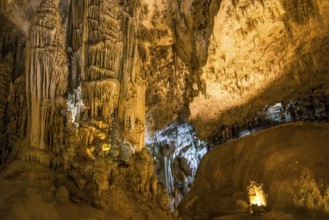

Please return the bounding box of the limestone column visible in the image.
[26,0,68,151]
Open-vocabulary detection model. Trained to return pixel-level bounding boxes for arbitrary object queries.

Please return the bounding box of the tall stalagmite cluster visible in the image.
[1,0,171,217]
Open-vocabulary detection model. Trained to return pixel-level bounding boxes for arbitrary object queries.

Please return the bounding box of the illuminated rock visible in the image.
[179,122,329,219]
[189,0,329,138]
[25,0,68,152]
[0,0,329,219]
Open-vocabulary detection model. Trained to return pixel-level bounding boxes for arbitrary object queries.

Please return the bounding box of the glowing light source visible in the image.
[247,180,267,214]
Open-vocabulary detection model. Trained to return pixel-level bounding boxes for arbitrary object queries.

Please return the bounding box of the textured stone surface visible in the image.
[0,160,172,220]
[179,122,329,219]
[189,0,329,138]
[0,0,329,218]
[3,0,329,140]
[25,0,68,152]
[66,0,147,155]
[0,54,13,163]
[0,15,27,164]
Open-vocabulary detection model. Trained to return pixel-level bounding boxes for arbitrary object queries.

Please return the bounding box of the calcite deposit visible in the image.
[179,122,329,219]
[0,0,329,219]
[190,0,329,138]
[26,0,68,152]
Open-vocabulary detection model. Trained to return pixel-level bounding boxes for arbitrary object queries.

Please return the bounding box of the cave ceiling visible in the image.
[1,0,329,139]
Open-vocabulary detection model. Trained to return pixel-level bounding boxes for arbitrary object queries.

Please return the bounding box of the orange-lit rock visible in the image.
[0,0,329,219]
[189,0,329,138]
[179,122,329,219]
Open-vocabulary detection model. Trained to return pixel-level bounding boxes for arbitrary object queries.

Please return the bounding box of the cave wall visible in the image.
[189,0,329,138]
[0,53,13,163]
[179,122,329,219]
[1,0,329,143]
[0,15,27,164]
[0,0,329,216]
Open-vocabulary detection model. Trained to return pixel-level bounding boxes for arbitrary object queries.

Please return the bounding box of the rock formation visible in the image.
[0,53,13,164]
[189,0,329,138]
[0,0,329,219]
[0,14,27,164]
[179,122,329,219]
[25,0,68,153]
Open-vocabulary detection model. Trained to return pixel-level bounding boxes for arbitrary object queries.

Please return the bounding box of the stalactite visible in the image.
[26,0,68,151]
[65,0,143,202]
[67,0,146,156]
[117,11,147,151]
[81,79,120,122]
[79,0,123,125]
